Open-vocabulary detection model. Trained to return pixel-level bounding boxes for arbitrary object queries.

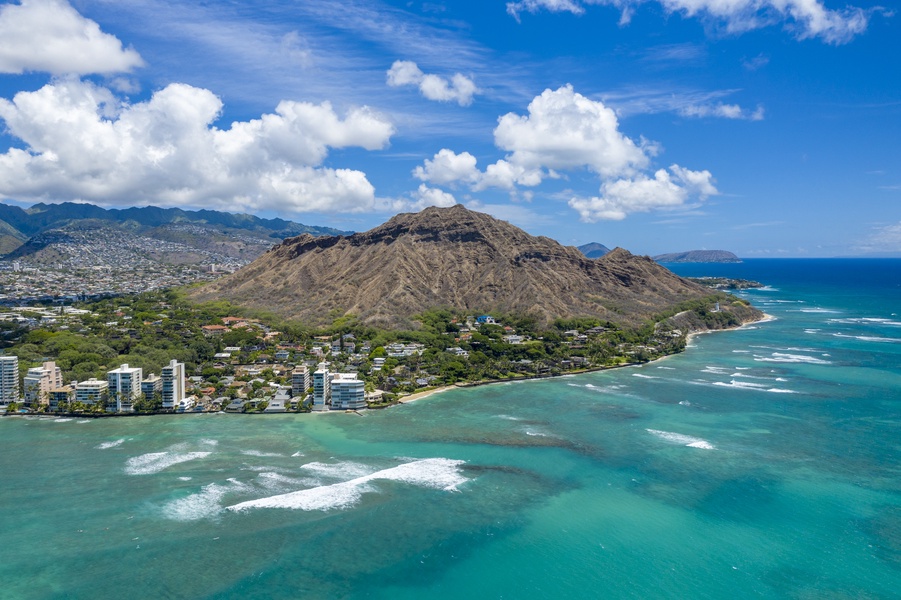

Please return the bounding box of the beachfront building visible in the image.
[292,365,310,397]
[108,364,143,412]
[75,378,109,407]
[48,385,74,411]
[312,364,330,412]
[161,359,185,409]
[23,361,63,407]
[141,373,162,402]
[0,355,19,404]
[330,373,366,410]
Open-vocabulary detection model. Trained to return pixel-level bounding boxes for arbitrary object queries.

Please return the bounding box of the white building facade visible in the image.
[108,363,143,412]
[161,359,185,409]
[330,373,366,410]
[312,364,330,411]
[0,355,19,405]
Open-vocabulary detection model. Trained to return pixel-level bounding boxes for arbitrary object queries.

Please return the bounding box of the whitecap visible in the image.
[646,429,714,450]
[228,458,468,512]
[241,450,283,458]
[753,352,831,365]
[164,479,253,521]
[201,439,218,446]
[631,373,659,379]
[291,451,305,457]
[53,418,74,423]
[125,451,212,475]
[832,333,901,343]
[300,461,376,480]
[732,350,751,354]
[178,476,192,481]
[76,419,90,423]
[798,308,840,314]
[657,366,676,370]
[97,438,125,449]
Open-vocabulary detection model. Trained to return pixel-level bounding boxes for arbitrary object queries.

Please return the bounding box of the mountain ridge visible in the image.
[190,205,760,329]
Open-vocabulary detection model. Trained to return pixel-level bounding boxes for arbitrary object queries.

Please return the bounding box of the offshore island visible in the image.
[0,205,762,416]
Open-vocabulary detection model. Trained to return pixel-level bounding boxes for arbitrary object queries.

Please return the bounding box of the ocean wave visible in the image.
[300,461,376,480]
[646,429,714,450]
[753,352,831,365]
[656,366,676,370]
[798,308,840,314]
[228,458,468,512]
[832,333,901,343]
[165,479,253,521]
[125,451,212,475]
[631,373,659,379]
[241,450,284,458]
[97,438,125,449]
[732,350,751,354]
[828,317,901,326]
[712,380,798,394]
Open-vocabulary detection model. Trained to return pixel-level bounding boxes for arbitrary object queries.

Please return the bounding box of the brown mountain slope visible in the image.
[190,205,753,328]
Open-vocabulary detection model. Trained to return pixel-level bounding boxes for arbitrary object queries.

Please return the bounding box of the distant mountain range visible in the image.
[0,202,350,265]
[652,250,742,263]
[191,205,760,329]
[577,242,611,259]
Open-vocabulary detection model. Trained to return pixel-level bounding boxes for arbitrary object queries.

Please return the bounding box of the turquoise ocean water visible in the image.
[1,259,900,599]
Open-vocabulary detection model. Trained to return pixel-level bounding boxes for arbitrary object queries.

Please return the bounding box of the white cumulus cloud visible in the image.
[568,164,717,221]
[0,0,144,75]
[506,0,875,44]
[494,85,648,177]
[409,184,458,211]
[386,60,478,106]
[0,78,395,213]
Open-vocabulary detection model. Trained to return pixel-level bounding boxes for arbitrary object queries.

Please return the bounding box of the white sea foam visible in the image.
[678,400,691,406]
[255,472,318,490]
[714,380,769,389]
[178,476,192,481]
[497,414,521,421]
[799,308,840,314]
[524,430,548,437]
[646,429,714,450]
[656,366,676,370]
[753,286,779,292]
[201,439,218,446]
[165,479,253,521]
[125,451,212,475]
[53,418,74,423]
[832,333,901,343]
[753,352,831,365]
[228,458,468,512]
[241,450,284,458]
[291,451,305,457]
[97,438,125,449]
[631,373,659,379]
[76,419,91,423]
[300,461,376,480]
[732,350,751,354]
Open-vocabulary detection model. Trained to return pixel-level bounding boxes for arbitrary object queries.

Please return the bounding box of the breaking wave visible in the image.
[125,451,212,475]
[228,458,467,512]
[97,438,125,449]
[646,429,715,450]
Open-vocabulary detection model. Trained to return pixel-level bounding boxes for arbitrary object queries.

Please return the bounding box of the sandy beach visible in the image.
[397,385,456,403]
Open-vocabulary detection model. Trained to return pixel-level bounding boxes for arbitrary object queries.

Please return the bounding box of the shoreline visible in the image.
[2,314,775,418]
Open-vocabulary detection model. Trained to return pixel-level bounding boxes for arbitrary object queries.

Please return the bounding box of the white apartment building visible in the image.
[330,373,366,411]
[0,355,19,405]
[161,359,185,409]
[291,365,310,397]
[312,364,330,412]
[141,373,162,401]
[23,360,63,406]
[108,363,143,412]
[75,378,109,406]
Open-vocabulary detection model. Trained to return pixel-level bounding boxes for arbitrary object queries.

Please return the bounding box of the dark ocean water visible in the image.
[1,259,899,599]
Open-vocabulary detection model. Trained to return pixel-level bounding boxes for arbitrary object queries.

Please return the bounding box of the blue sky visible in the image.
[0,0,898,256]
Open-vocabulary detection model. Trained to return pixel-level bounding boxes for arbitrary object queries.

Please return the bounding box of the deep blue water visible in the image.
[0,259,899,599]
